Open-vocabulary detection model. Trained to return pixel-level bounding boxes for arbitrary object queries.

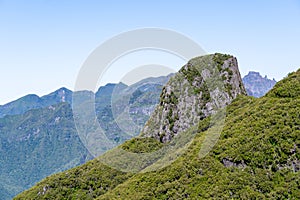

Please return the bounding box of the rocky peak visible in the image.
[248,71,260,76]
[141,53,246,142]
[243,71,276,97]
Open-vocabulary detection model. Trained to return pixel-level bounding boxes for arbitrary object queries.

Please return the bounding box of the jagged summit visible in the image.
[248,71,260,76]
[243,71,276,97]
[0,88,73,118]
[142,53,246,142]
[41,87,73,103]
[14,59,300,199]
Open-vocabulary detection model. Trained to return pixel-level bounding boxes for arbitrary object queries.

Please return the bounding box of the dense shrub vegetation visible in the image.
[15,69,300,199]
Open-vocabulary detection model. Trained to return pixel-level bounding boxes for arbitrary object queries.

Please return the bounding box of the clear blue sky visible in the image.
[0,0,300,104]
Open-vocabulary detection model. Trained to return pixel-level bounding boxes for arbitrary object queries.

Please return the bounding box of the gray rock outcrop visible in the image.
[141,53,247,142]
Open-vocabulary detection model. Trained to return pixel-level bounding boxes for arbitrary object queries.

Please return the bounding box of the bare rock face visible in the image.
[141,53,247,142]
[243,71,276,97]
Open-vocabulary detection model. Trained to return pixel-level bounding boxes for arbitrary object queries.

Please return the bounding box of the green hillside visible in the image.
[0,103,92,199]
[0,75,170,199]
[15,67,300,199]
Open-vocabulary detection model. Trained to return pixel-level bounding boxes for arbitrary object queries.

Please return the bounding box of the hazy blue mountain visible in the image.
[0,103,91,200]
[0,87,72,118]
[0,71,273,119]
[0,75,171,119]
[16,54,300,199]
[0,75,171,199]
[93,75,173,145]
[242,71,276,97]
[95,83,128,112]
[0,70,277,199]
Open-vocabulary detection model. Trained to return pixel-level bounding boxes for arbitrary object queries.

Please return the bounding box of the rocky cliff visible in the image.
[15,61,300,200]
[142,53,246,142]
[243,71,276,97]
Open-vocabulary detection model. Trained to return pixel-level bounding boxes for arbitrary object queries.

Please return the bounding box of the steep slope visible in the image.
[95,83,128,112]
[97,70,300,199]
[14,53,255,199]
[142,53,246,142]
[16,67,300,199]
[95,75,172,144]
[266,70,300,98]
[0,103,91,200]
[243,71,276,97]
[0,76,170,199]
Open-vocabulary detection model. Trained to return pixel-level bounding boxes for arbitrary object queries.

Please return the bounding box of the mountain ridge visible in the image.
[16,53,300,199]
[15,67,300,199]
[0,75,173,118]
[142,53,246,142]
[0,61,284,199]
[243,71,276,97]
[0,70,274,119]
[0,75,171,199]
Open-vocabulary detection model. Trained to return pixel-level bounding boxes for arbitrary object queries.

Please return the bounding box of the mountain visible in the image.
[142,54,246,142]
[0,103,91,199]
[92,74,173,145]
[101,74,175,144]
[0,75,171,199]
[243,71,276,97]
[0,87,72,118]
[16,54,299,199]
[0,69,272,119]
[0,73,173,120]
[96,69,299,199]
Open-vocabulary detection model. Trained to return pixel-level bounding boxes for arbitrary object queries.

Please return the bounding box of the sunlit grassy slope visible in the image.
[15,69,300,199]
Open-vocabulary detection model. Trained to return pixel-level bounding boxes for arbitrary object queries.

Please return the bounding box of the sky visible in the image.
[0,0,300,105]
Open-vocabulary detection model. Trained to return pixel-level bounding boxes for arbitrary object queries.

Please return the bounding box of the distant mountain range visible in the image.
[0,88,73,118]
[0,75,172,199]
[0,71,274,118]
[15,54,299,199]
[0,70,276,199]
[243,71,276,97]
